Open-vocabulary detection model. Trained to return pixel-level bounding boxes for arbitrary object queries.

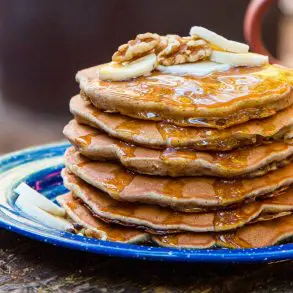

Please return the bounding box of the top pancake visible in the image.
[76,64,293,129]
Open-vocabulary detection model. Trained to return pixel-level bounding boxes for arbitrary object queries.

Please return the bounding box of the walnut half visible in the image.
[157,35,212,66]
[112,33,160,63]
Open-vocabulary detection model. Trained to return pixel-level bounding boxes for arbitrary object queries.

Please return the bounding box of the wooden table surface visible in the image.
[0,229,292,292]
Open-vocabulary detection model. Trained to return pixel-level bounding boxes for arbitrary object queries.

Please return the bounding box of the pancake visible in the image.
[64,119,293,178]
[76,65,293,129]
[64,147,293,211]
[70,95,293,151]
[58,190,293,249]
[62,169,293,233]
[153,214,293,249]
[57,193,149,243]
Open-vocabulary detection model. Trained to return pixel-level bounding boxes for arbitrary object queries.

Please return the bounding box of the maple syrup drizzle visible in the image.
[75,133,98,147]
[65,169,293,237]
[215,233,253,248]
[92,65,292,128]
[115,141,136,158]
[213,202,262,231]
[212,180,246,204]
[72,147,293,207]
[99,167,135,194]
[161,180,186,199]
[73,95,293,151]
[115,120,147,137]
[97,66,290,108]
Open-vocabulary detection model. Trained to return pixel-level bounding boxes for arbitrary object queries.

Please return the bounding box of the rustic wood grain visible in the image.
[0,229,293,292]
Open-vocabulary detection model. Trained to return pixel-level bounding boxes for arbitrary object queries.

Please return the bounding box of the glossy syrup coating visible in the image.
[154,213,293,249]
[77,65,293,128]
[64,119,293,178]
[64,147,293,212]
[70,95,293,151]
[62,169,293,233]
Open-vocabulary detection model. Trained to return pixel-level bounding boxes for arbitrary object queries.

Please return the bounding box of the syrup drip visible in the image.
[215,233,253,248]
[75,133,98,147]
[213,180,246,204]
[115,120,147,137]
[116,141,136,158]
[98,167,135,194]
[213,203,262,231]
[162,180,186,199]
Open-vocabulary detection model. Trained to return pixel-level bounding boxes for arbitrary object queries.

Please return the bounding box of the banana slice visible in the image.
[15,183,65,217]
[99,53,157,81]
[16,194,72,231]
[211,51,269,66]
[157,61,232,76]
[190,26,249,53]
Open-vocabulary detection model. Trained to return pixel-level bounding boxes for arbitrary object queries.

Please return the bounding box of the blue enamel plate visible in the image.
[1,141,293,263]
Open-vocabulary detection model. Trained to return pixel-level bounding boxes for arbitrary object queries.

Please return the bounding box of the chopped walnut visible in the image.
[112,33,160,63]
[157,35,212,66]
[112,33,212,66]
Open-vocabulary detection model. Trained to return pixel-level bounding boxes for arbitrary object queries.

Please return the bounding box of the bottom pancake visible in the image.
[62,168,293,233]
[59,192,293,249]
[153,214,293,249]
[57,193,149,243]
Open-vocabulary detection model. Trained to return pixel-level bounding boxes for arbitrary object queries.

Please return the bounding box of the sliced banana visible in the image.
[15,183,65,217]
[190,26,249,53]
[157,61,232,76]
[16,194,72,231]
[211,51,269,66]
[99,53,157,81]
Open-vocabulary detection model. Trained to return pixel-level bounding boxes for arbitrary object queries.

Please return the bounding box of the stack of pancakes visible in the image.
[58,64,293,249]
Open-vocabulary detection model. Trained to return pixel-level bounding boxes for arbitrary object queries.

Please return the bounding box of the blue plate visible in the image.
[1,141,293,263]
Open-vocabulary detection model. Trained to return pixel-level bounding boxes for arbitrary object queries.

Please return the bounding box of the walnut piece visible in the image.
[157,35,212,66]
[112,33,160,63]
[112,33,212,66]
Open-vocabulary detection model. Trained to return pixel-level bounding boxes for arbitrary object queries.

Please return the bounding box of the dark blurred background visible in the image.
[0,0,292,153]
